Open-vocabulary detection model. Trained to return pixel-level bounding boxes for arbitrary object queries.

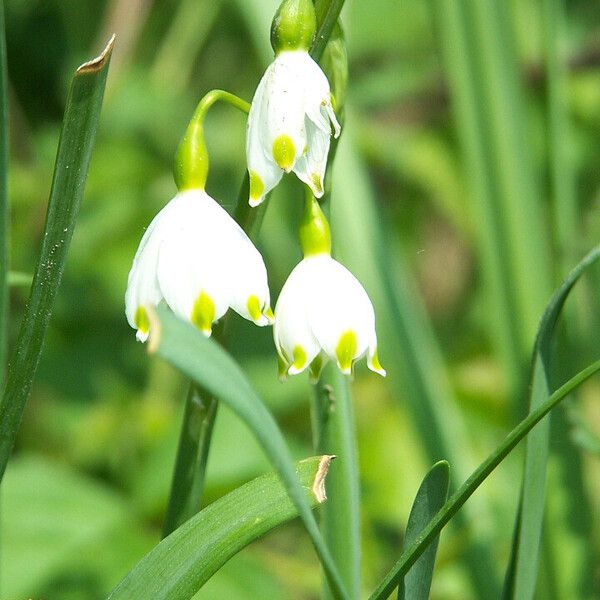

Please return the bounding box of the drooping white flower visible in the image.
[125,189,273,341]
[246,49,341,207]
[274,254,385,379]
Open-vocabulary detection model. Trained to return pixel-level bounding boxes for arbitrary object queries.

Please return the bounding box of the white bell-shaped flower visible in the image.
[246,49,341,207]
[125,189,273,341]
[274,193,385,379]
[274,255,385,379]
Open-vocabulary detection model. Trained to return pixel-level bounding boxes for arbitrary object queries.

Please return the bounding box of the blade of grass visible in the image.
[398,461,449,600]
[367,357,600,600]
[312,364,360,600]
[110,456,332,599]
[332,127,499,596]
[149,305,350,600]
[0,36,114,482]
[369,246,600,600]
[504,246,600,599]
[431,0,553,407]
[0,0,8,392]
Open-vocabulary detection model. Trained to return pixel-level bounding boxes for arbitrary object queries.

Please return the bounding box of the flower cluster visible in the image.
[125,0,385,379]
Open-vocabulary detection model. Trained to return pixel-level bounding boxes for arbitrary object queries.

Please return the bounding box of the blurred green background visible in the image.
[2,0,600,598]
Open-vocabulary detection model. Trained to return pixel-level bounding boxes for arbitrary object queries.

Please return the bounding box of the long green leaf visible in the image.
[149,305,350,600]
[504,245,600,599]
[0,0,8,393]
[431,0,552,402]
[109,456,332,599]
[312,364,360,600]
[368,246,600,600]
[0,36,114,482]
[398,461,449,600]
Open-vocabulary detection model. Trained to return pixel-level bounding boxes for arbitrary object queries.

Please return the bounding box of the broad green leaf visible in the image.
[0,36,114,481]
[504,245,600,600]
[0,0,7,393]
[7,271,33,287]
[148,305,349,600]
[368,247,600,600]
[109,455,332,599]
[398,461,449,600]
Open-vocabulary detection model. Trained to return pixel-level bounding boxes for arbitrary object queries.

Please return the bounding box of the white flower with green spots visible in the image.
[274,193,385,380]
[274,254,385,380]
[246,49,341,207]
[125,189,273,341]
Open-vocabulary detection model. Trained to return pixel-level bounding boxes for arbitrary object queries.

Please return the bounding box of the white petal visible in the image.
[274,260,321,375]
[262,51,308,172]
[247,68,283,206]
[293,118,330,198]
[304,256,375,364]
[125,209,165,340]
[222,217,272,325]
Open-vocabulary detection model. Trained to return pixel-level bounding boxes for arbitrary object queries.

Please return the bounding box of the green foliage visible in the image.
[2,1,600,599]
[110,456,331,599]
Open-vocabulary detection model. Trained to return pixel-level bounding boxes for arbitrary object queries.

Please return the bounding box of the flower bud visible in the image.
[270,0,317,54]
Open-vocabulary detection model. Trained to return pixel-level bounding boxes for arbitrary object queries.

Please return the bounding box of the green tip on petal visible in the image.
[336,330,357,375]
[264,306,275,324]
[368,347,387,377]
[288,344,308,375]
[308,354,325,383]
[247,295,262,322]
[273,134,296,172]
[310,173,323,196]
[191,291,216,336]
[277,354,289,381]
[249,170,265,206]
[135,306,150,335]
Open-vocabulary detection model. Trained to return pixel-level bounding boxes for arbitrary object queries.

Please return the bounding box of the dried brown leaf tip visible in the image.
[77,34,116,74]
[312,455,335,503]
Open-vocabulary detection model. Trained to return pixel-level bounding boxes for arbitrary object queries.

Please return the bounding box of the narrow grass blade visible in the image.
[109,456,332,599]
[0,36,114,482]
[368,247,600,600]
[0,0,9,392]
[398,461,449,600]
[149,305,350,600]
[312,364,360,600]
[311,0,346,62]
[431,0,552,401]
[504,245,600,599]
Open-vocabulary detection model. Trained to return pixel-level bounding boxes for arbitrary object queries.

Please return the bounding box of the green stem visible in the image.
[368,359,600,600]
[174,89,250,191]
[311,0,346,61]
[162,386,218,536]
[311,365,361,600]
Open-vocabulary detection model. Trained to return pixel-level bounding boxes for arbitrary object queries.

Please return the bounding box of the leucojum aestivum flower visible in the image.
[125,0,385,380]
